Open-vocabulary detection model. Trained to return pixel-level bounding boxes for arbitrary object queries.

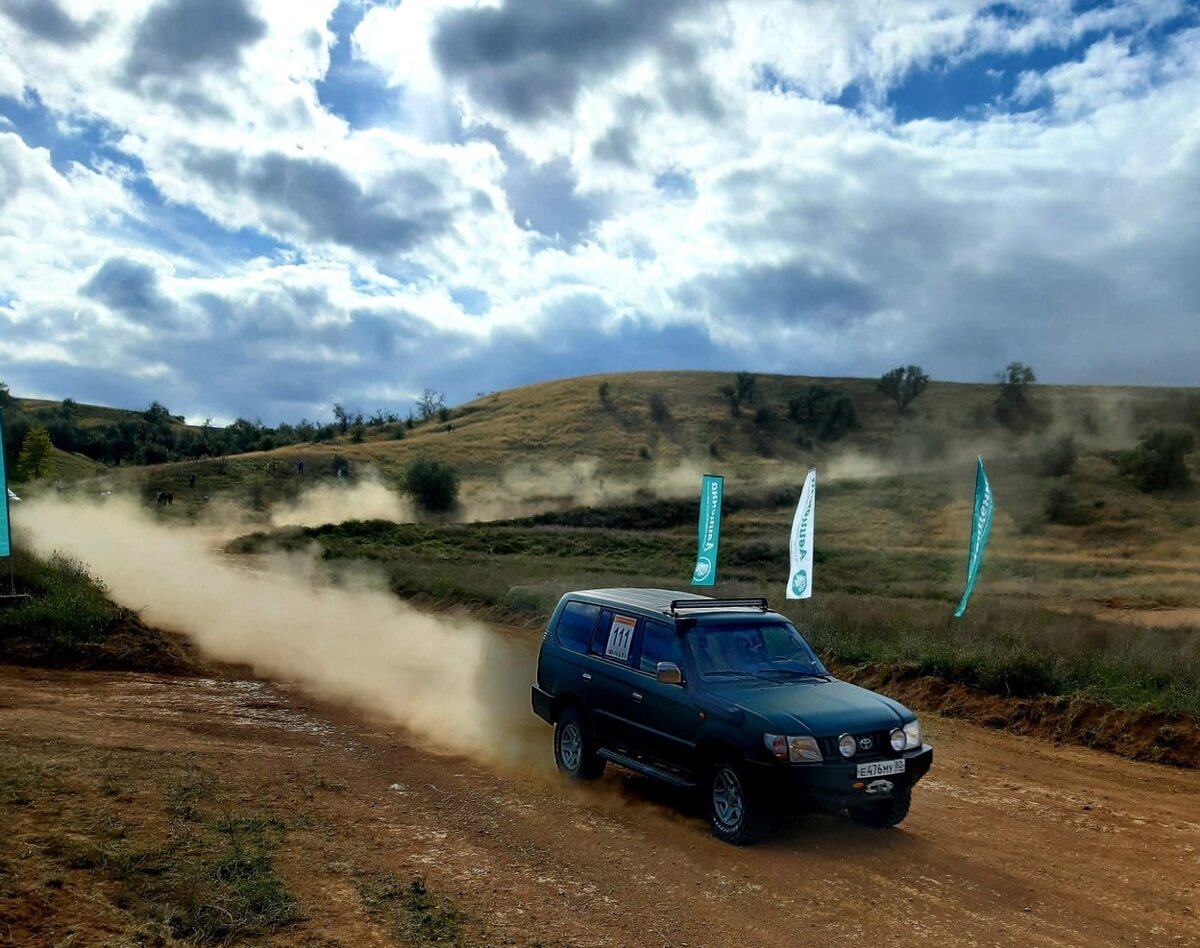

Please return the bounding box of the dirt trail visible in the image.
[2,663,1198,947]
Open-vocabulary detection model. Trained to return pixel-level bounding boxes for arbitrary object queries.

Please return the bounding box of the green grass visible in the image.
[358,874,474,946]
[0,547,118,645]
[62,768,300,943]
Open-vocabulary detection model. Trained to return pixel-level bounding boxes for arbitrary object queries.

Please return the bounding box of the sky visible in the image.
[0,0,1197,425]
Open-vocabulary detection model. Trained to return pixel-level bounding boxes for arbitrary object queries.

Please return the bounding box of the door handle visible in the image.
[632,692,643,703]
[582,672,592,682]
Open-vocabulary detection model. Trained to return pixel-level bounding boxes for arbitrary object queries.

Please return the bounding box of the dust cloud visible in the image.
[17,496,545,770]
[270,475,415,528]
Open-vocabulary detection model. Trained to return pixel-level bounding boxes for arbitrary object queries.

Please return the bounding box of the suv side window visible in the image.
[639,620,684,675]
[555,601,601,653]
[589,609,638,665]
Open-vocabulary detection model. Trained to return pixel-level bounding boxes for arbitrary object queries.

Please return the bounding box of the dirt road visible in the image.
[1,663,1197,947]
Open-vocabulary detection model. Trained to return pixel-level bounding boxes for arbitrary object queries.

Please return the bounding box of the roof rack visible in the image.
[668,598,769,616]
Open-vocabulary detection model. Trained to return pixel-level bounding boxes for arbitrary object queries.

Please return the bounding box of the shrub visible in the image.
[1040,434,1077,477]
[877,365,929,413]
[350,422,366,443]
[1117,427,1194,491]
[638,445,652,461]
[708,441,721,459]
[788,385,856,441]
[648,392,669,423]
[597,380,611,405]
[403,457,459,512]
[1044,480,1090,525]
[753,405,772,426]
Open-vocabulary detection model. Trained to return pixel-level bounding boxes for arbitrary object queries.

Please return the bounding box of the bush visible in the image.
[597,380,611,405]
[1044,480,1091,525]
[350,422,366,443]
[1040,434,1077,477]
[788,385,856,441]
[648,392,669,423]
[1117,427,1194,491]
[403,457,459,512]
[753,405,772,426]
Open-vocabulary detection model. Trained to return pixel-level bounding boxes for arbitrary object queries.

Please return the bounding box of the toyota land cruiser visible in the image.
[531,589,933,845]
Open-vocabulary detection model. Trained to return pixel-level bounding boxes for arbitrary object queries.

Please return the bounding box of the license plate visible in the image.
[856,759,906,779]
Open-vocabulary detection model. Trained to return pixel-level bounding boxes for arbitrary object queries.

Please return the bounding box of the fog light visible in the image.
[890,728,906,752]
[837,733,857,758]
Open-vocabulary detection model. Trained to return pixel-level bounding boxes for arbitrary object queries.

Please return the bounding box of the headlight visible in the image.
[837,733,857,758]
[764,733,823,762]
[889,728,906,752]
[904,718,922,750]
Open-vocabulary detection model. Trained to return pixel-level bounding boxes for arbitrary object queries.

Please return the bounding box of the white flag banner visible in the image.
[787,469,816,600]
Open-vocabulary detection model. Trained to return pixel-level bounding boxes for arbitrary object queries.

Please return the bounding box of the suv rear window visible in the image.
[555,601,600,653]
[639,621,683,674]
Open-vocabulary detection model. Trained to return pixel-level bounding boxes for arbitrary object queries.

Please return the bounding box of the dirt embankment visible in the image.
[842,664,1200,769]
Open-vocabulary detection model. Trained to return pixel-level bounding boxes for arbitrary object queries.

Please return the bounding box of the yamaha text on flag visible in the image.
[954,456,995,618]
[787,469,816,599]
[691,474,724,586]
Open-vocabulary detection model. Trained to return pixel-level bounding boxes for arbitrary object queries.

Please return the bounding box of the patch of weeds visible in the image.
[52,771,299,943]
[165,767,218,822]
[358,874,473,946]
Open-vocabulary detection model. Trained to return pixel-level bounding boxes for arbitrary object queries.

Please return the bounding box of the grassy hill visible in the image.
[58,369,1196,620]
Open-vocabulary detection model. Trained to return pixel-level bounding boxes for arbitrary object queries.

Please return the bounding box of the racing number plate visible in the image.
[856,759,906,779]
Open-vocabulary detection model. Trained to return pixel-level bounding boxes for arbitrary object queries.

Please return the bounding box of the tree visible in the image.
[404,456,459,512]
[720,372,758,417]
[736,371,758,406]
[332,403,350,436]
[16,426,55,481]
[995,362,1037,426]
[877,365,929,413]
[788,385,857,441]
[1118,427,1193,491]
[0,381,11,410]
[416,389,446,421]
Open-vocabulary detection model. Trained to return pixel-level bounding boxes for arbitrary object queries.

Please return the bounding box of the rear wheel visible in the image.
[554,706,606,780]
[707,760,774,845]
[849,786,912,829]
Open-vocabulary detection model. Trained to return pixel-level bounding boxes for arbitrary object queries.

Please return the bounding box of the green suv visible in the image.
[531,589,933,845]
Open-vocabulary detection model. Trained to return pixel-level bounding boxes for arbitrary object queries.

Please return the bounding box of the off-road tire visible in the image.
[553,706,606,780]
[849,786,912,829]
[707,759,775,845]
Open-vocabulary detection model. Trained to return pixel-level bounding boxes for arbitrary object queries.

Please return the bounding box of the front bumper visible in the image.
[751,744,933,810]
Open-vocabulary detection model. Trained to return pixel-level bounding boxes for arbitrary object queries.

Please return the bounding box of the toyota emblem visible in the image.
[858,736,873,750]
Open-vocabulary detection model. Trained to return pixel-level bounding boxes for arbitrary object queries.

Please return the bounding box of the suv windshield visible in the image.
[687,621,829,681]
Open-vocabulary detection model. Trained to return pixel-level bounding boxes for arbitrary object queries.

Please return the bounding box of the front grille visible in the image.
[818,730,901,761]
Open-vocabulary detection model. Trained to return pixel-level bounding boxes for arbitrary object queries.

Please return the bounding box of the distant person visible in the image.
[297,460,305,476]
[189,473,196,488]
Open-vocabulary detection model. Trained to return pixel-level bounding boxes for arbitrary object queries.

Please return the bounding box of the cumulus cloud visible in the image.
[0,0,1198,421]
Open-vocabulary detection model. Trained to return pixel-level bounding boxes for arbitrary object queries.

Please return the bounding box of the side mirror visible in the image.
[656,662,683,685]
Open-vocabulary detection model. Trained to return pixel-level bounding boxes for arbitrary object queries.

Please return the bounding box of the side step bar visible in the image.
[597,749,697,789]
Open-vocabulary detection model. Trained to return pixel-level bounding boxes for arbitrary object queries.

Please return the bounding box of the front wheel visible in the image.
[849,786,912,829]
[707,760,774,845]
[554,706,606,780]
